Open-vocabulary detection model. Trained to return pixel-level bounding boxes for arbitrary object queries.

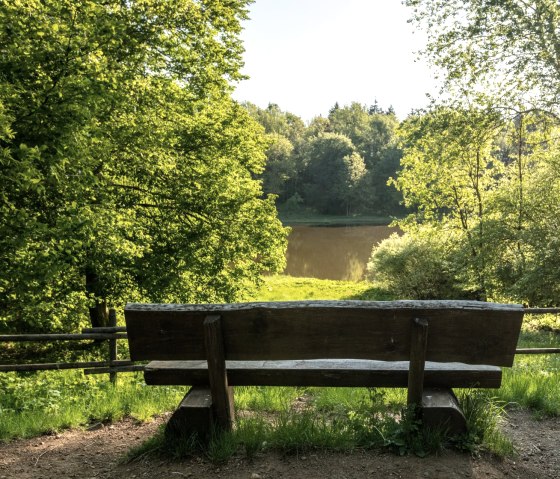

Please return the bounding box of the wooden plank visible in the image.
[203,315,234,431]
[84,365,145,374]
[165,387,214,443]
[516,348,560,354]
[422,388,467,435]
[81,327,127,333]
[143,359,502,388]
[125,301,523,366]
[407,318,428,407]
[0,333,127,341]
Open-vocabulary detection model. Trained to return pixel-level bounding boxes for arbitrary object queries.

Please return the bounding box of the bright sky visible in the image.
[232,0,438,122]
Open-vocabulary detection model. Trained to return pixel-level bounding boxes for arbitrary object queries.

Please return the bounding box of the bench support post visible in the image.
[422,388,467,435]
[407,317,428,408]
[165,386,214,443]
[204,315,235,431]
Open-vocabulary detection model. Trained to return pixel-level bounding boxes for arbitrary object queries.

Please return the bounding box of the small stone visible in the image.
[251,474,262,479]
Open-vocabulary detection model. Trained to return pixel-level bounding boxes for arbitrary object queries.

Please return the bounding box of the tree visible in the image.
[261,134,295,201]
[386,105,560,304]
[406,0,560,115]
[244,102,305,145]
[0,0,287,332]
[303,133,366,215]
[395,107,504,297]
[397,0,560,305]
[243,103,307,203]
[328,102,404,214]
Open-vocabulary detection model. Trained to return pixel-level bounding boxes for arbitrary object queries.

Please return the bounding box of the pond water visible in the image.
[283,225,398,281]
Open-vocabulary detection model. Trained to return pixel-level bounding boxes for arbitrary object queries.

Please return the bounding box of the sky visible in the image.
[232,0,438,122]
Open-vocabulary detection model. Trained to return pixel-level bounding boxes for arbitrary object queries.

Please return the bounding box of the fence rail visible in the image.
[0,309,139,382]
[0,306,558,380]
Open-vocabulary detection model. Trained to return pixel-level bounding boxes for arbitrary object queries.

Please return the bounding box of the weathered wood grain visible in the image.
[125,301,523,366]
[164,387,214,443]
[407,318,428,406]
[203,315,234,431]
[143,359,502,388]
[422,388,467,435]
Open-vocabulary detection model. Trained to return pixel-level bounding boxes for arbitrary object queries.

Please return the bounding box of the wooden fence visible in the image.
[0,309,143,383]
[0,307,559,382]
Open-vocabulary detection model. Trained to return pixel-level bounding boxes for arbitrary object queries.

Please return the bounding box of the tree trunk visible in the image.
[85,270,109,328]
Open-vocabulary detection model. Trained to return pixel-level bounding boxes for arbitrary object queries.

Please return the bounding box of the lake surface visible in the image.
[284,225,398,281]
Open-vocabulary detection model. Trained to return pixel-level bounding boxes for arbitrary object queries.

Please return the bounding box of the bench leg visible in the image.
[421,388,466,436]
[204,315,235,431]
[165,386,215,443]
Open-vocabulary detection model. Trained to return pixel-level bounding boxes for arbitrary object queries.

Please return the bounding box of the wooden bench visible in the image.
[125,300,524,440]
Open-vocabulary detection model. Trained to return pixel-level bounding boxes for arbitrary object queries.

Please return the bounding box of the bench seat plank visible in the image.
[144,359,502,388]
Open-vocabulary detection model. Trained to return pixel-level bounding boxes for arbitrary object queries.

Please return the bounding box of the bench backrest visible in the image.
[125,300,524,367]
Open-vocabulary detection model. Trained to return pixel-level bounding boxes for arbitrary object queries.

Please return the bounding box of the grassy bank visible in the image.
[1,275,558,461]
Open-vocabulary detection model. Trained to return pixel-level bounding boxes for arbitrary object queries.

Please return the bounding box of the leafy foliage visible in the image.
[406,0,560,115]
[246,102,405,216]
[367,231,466,300]
[0,0,287,332]
[372,106,560,305]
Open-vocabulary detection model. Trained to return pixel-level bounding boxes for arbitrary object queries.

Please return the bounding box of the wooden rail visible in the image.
[0,309,141,383]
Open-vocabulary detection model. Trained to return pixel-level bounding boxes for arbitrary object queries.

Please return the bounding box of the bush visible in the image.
[366,232,464,299]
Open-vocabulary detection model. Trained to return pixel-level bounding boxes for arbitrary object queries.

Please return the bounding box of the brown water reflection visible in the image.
[284,225,398,281]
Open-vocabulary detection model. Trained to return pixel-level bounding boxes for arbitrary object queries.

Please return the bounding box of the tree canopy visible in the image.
[246,101,404,216]
[0,0,287,332]
[406,0,560,115]
[368,0,560,306]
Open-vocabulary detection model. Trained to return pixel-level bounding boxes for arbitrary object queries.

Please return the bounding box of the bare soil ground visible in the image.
[0,409,558,479]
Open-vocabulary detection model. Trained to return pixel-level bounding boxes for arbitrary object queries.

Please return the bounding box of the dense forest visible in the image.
[245,101,405,217]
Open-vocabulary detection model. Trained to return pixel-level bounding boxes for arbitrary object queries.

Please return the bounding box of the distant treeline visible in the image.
[244,102,406,217]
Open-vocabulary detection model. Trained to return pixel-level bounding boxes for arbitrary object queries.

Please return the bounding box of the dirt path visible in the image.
[0,410,558,479]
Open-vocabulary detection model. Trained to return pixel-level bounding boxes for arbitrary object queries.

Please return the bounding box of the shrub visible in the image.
[366,232,464,299]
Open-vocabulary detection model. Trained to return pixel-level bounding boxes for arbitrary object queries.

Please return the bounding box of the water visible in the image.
[284,225,398,281]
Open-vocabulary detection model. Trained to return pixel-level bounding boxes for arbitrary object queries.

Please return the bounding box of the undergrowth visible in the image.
[127,386,511,463]
[0,370,185,441]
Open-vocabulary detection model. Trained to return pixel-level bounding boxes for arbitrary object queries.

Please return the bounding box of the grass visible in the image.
[493,323,560,417]
[0,370,186,441]
[128,386,511,462]
[1,275,558,463]
[245,275,393,302]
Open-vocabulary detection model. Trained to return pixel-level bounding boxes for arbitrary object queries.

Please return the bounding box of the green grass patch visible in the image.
[128,387,510,463]
[0,370,186,442]
[246,275,393,302]
[492,325,560,417]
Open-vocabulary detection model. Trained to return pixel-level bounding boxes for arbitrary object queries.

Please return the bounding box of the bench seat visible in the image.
[144,359,502,388]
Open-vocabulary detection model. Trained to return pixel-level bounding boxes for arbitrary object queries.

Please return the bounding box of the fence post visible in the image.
[108,309,117,385]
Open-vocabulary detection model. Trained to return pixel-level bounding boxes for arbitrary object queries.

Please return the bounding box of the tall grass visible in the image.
[128,386,511,463]
[0,370,185,441]
[495,324,560,417]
